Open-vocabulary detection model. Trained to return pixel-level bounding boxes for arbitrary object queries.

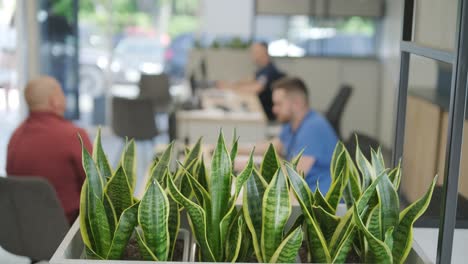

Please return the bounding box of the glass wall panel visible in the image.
[37,0,79,120]
[413,0,457,51]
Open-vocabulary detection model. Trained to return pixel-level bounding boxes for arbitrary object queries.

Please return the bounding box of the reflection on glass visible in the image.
[255,15,377,57]
[413,0,457,51]
[38,0,79,120]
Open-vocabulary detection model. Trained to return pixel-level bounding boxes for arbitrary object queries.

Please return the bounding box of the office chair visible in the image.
[138,73,172,113]
[111,96,159,141]
[325,84,353,140]
[345,131,381,162]
[0,176,69,261]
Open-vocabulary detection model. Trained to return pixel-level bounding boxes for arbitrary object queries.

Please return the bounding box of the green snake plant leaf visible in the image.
[384,227,394,253]
[210,132,232,258]
[392,176,437,264]
[243,169,268,263]
[269,226,303,263]
[102,193,117,236]
[355,142,375,189]
[197,156,210,191]
[230,136,239,170]
[366,206,382,240]
[177,161,211,209]
[291,148,305,169]
[353,205,393,264]
[330,142,345,180]
[80,136,103,198]
[148,142,174,186]
[261,168,291,262]
[166,170,216,262]
[220,202,238,255]
[260,143,280,183]
[342,149,362,208]
[121,140,136,192]
[237,214,255,263]
[331,225,356,263]
[388,160,402,190]
[285,163,314,214]
[326,160,349,212]
[80,181,92,249]
[356,173,385,214]
[377,173,399,241]
[314,186,334,214]
[312,205,340,243]
[329,208,354,256]
[225,211,244,262]
[235,149,255,196]
[105,166,133,218]
[285,164,330,263]
[138,180,170,261]
[92,128,112,181]
[183,137,202,168]
[87,191,112,258]
[106,202,139,259]
[85,246,104,260]
[167,196,180,260]
[371,149,386,177]
[135,228,158,261]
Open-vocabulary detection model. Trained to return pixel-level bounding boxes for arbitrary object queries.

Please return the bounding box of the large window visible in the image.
[254,15,377,57]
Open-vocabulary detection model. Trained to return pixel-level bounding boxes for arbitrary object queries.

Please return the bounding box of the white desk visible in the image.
[176,89,268,144]
[413,228,468,264]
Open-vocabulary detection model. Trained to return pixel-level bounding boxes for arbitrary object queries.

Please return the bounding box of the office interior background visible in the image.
[0,0,467,262]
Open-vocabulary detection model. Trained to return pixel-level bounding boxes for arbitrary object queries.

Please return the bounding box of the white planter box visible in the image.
[50,220,191,264]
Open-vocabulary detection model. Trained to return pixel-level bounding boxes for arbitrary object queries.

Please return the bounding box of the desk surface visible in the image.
[178,89,267,122]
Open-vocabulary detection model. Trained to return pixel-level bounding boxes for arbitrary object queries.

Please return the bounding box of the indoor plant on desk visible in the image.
[50,130,190,263]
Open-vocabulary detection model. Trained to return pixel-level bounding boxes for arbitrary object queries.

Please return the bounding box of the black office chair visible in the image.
[112,96,159,141]
[345,131,381,162]
[325,84,353,140]
[138,73,172,113]
[0,176,69,261]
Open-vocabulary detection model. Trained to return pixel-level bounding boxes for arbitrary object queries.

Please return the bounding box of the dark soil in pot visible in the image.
[122,238,185,261]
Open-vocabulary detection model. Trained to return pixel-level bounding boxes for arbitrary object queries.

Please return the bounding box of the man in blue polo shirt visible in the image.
[272,77,338,193]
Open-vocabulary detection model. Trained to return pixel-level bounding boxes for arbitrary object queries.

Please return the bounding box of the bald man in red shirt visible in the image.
[7,76,92,224]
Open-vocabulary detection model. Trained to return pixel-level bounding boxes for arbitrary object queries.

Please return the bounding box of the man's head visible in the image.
[272,77,309,123]
[250,42,270,67]
[24,76,66,116]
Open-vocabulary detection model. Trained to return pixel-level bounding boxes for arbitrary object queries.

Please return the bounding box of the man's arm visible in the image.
[237,137,283,156]
[218,77,266,95]
[296,155,316,177]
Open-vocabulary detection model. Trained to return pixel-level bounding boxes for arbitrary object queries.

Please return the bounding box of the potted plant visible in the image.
[50,130,191,263]
[286,141,436,263]
[167,132,256,262]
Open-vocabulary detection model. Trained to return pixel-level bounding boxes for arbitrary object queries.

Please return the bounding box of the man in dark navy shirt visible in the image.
[217,42,285,120]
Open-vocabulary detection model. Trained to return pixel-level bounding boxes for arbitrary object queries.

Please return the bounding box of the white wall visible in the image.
[199,0,254,38]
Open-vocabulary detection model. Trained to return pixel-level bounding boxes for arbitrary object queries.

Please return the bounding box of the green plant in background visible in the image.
[243,145,304,263]
[167,132,254,262]
[287,141,437,263]
[79,130,139,259]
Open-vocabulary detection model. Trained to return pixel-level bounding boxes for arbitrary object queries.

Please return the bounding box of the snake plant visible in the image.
[167,132,254,262]
[287,141,436,263]
[79,130,183,260]
[79,130,139,259]
[243,146,304,263]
